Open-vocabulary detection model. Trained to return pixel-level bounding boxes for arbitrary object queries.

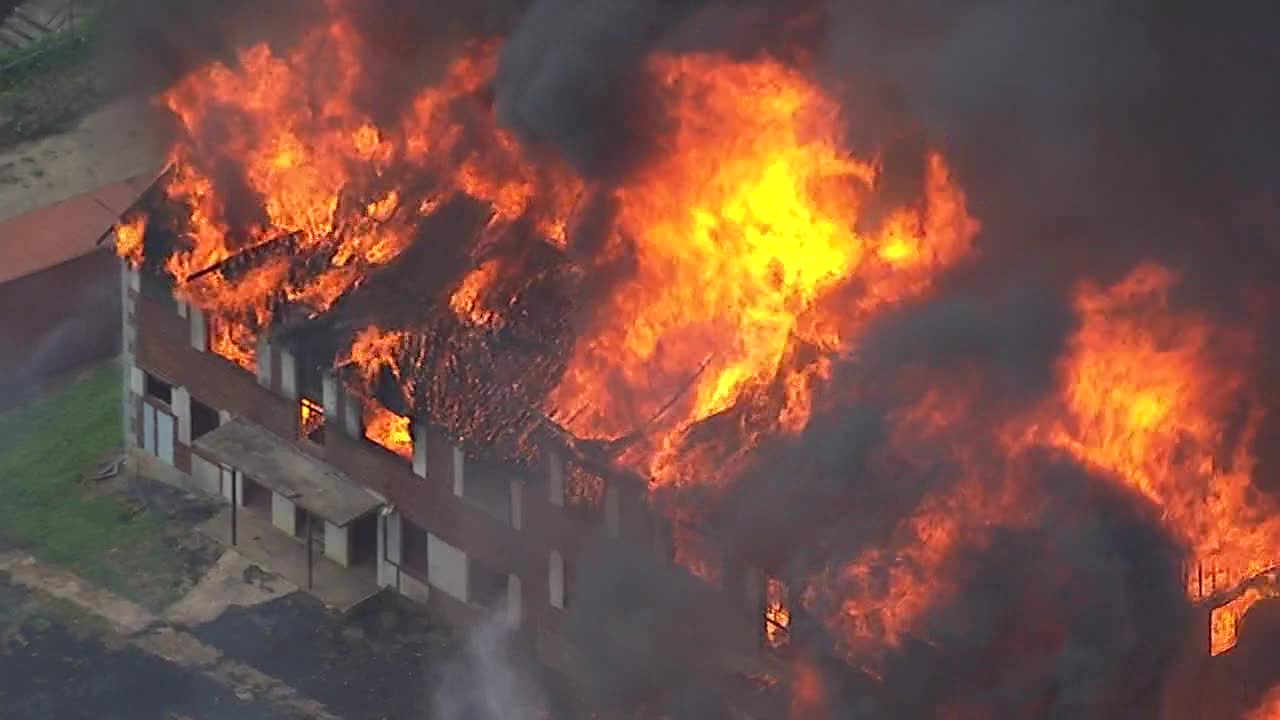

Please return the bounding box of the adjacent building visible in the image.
[0,176,151,404]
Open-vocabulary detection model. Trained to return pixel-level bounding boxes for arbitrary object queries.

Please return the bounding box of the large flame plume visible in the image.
[117,0,1278,713]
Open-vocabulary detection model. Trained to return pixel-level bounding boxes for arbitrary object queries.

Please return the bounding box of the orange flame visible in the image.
[364,402,413,459]
[765,577,792,650]
[449,260,501,326]
[550,54,978,487]
[1009,263,1278,655]
[114,214,148,267]
[1248,682,1280,720]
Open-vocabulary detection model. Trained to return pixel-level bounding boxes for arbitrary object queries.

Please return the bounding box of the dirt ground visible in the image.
[0,95,166,222]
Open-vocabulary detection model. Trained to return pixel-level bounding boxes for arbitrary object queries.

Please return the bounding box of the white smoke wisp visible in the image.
[432,613,550,720]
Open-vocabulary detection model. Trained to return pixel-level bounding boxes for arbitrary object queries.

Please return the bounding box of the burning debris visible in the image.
[115,0,1279,716]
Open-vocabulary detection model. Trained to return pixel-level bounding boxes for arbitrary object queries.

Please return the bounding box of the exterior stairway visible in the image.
[0,0,77,53]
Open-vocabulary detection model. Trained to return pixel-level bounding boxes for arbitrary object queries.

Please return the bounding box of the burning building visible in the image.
[113,0,1280,717]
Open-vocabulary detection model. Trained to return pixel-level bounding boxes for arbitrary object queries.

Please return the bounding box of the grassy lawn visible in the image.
[0,8,103,146]
[0,361,192,610]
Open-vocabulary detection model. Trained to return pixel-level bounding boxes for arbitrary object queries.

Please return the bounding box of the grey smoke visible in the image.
[432,613,548,720]
[0,265,120,409]
[494,0,693,180]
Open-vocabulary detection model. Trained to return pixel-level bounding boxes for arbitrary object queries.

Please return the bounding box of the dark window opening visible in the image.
[139,269,178,312]
[350,513,378,566]
[299,397,326,445]
[144,373,172,405]
[298,362,325,405]
[402,518,430,580]
[190,397,220,440]
[241,476,272,513]
[469,557,506,609]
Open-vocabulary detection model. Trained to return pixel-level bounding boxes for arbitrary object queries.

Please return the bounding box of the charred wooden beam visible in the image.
[1197,565,1280,610]
[184,231,302,283]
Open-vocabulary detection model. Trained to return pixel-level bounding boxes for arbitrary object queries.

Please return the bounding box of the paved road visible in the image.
[0,575,284,720]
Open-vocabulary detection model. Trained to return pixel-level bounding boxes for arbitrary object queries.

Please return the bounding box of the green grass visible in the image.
[0,18,96,91]
[0,361,190,610]
[0,8,103,145]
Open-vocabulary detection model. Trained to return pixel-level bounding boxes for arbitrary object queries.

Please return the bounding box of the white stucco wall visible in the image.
[280,350,298,399]
[324,521,350,567]
[412,422,427,478]
[190,454,221,497]
[173,386,192,445]
[255,337,272,388]
[549,550,565,610]
[272,493,296,535]
[452,445,465,497]
[428,533,468,603]
[189,308,207,351]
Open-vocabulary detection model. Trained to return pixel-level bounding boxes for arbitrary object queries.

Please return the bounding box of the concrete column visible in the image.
[177,300,189,319]
[120,261,135,449]
[255,336,272,388]
[342,390,362,438]
[128,366,144,396]
[272,492,297,535]
[322,373,339,421]
[126,264,140,292]
[279,350,298,399]
[324,521,351,567]
[221,468,246,506]
[452,445,465,498]
[190,308,208,352]
[548,451,565,507]
[428,533,468,603]
[378,512,403,589]
[549,550,565,609]
[604,484,620,538]
[412,421,428,478]
[173,386,192,445]
[507,574,523,629]
[510,480,524,531]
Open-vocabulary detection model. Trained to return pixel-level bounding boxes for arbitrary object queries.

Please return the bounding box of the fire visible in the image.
[118,0,1280,710]
[299,396,325,441]
[114,214,147,267]
[550,53,978,486]
[449,260,500,326]
[145,7,574,372]
[1248,683,1280,720]
[364,402,413,459]
[765,577,792,649]
[1011,263,1279,654]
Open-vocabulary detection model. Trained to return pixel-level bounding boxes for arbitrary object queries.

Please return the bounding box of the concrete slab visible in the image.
[197,506,379,613]
[195,418,381,526]
[165,550,295,627]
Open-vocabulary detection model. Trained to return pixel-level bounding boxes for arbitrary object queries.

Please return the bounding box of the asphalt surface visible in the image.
[0,575,283,720]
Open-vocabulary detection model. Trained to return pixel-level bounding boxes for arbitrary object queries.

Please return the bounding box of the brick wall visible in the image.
[133,290,590,631]
[0,248,120,404]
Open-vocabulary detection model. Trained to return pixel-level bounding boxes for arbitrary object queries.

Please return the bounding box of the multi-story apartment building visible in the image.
[118,232,799,715]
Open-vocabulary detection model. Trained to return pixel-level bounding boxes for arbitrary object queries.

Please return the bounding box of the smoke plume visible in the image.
[432,613,549,720]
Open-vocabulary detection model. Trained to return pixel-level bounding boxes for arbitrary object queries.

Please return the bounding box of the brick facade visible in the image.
[123,256,795,715]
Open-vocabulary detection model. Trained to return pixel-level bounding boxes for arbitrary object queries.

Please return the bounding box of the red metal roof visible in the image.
[0,173,155,286]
